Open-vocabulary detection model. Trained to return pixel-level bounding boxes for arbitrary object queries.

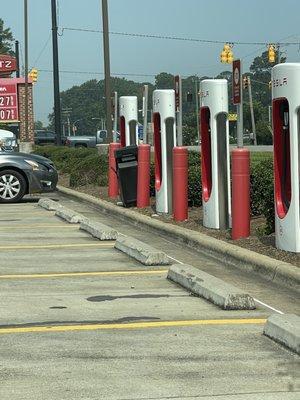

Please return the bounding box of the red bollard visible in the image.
[108,143,121,198]
[231,148,250,239]
[137,144,151,208]
[173,147,188,221]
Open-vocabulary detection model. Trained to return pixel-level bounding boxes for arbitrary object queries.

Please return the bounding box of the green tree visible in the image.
[155,72,174,89]
[0,19,14,55]
[34,120,44,130]
[48,77,155,134]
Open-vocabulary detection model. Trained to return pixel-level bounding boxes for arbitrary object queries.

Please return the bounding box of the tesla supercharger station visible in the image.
[119,96,138,147]
[272,63,300,252]
[153,89,177,214]
[200,79,231,229]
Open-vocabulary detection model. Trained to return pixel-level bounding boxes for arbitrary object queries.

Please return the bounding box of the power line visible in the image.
[38,68,271,88]
[38,69,214,79]
[59,26,300,46]
[32,32,52,67]
[39,69,157,77]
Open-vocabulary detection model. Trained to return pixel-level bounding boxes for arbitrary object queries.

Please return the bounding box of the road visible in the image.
[187,145,273,153]
[0,193,298,400]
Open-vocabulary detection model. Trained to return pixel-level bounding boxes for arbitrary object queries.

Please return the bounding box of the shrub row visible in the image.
[33,146,108,187]
[33,146,274,233]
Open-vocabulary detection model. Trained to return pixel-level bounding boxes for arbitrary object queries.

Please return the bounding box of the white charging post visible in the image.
[200,79,231,230]
[119,96,138,147]
[272,63,300,252]
[153,89,177,214]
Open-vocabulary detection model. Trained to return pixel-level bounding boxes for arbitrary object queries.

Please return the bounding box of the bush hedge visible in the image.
[33,146,107,187]
[250,157,274,234]
[34,146,275,233]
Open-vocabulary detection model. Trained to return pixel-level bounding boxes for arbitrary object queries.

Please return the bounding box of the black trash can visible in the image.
[115,145,138,207]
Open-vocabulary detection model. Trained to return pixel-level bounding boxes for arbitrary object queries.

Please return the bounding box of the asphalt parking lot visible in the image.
[0,196,299,400]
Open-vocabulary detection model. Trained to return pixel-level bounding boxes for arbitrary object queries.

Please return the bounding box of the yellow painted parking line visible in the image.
[0,243,115,250]
[0,269,168,279]
[0,318,267,335]
[0,224,77,230]
[0,211,54,215]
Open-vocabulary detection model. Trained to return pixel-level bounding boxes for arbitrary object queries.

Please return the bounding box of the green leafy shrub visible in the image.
[250,158,274,233]
[33,146,98,173]
[69,154,108,187]
[34,146,275,233]
[33,146,106,187]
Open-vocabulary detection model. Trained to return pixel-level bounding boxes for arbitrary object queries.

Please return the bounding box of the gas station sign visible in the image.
[232,59,241,104]
[0,55,17,74]
[0,82,19,122]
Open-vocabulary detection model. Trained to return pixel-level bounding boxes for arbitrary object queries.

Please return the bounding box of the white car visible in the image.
[0,129,17,151]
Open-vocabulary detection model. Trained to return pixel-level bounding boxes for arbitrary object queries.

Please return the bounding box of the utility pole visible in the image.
[235,61,244,148]
[113,91,117,142]
[142,85,148,143]
[175,75,183,146]
[247,76,257,145]
[24,0,29,146]
[51,0,62,146]
[277,43,281,64]
[195,78,200,141]
[101,0,113,143]
[15,41,20,78]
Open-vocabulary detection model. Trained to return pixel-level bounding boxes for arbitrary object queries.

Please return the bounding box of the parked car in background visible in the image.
[65,130,108,148]
[65,130,120,148]
[0,147,58,203]
[34,130,67,146]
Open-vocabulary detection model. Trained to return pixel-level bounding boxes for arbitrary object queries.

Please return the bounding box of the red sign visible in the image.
[0,55,17,74]
[232,59,241,104]
[0,83,19,122]
[174,75,180,112]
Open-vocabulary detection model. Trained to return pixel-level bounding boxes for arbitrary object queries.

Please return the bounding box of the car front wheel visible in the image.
[0,170,27,203]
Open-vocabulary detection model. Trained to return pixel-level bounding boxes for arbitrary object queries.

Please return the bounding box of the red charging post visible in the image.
[231,148,250,239]
[137,144,150,208]
[108,142,121,198]
[173,146,188,221]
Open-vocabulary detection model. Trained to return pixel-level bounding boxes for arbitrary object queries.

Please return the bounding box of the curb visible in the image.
[168,264,256,310]
[80,220,118,241]
[263,314,300,355]
[115,234,171,266]
[57,186,300,293]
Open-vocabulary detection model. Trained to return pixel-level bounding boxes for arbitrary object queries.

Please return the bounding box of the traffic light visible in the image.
[268,45,276,63]
[28,68,38,83]
[269,81,272,90]
[243,76,249,90]
[220,43,234,64]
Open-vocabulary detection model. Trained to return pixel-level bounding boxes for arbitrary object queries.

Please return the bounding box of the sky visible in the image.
[2,0,300,125]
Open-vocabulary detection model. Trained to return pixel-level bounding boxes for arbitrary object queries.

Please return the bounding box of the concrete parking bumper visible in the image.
[80,219,118,240]
[115,234,171,266]
[263,313,300,355]
[38,198,62,211]
[168,264,256,310]
[57,186,300,293]
[55,206,88,224]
